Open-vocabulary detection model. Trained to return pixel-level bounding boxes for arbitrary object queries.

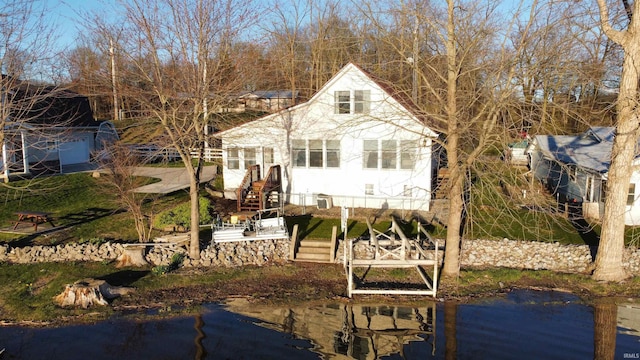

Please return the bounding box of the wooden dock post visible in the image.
[289,224,299,260]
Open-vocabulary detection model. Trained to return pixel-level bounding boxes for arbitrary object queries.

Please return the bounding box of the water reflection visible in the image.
[1,290,639,359]
[225,300,436,359]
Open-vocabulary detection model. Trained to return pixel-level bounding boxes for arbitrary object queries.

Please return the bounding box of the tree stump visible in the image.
[116,245,149,267]
[53,279,134,309]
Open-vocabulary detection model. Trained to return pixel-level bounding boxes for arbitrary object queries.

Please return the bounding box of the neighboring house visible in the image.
[238,90,299,112]
[1,79,118,180]
[217,63,439,212]
[528,126,640,225]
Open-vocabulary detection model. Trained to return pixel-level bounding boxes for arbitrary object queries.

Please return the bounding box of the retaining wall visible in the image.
[1,238,640,276]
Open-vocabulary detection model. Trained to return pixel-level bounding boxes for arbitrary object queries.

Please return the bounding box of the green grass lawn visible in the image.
[1,170,636,248]
[0,173,190,244]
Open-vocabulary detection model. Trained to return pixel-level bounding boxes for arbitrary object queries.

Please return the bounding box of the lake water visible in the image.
[1,290,639,359]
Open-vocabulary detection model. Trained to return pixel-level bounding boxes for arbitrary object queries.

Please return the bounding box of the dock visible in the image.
[345,217,440,297]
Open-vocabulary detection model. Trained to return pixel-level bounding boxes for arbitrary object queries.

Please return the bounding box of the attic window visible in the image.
[334,90,370,114]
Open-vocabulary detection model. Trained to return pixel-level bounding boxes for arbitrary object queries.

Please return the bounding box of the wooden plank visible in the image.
[349,289,436,296]
[351,259,437,266]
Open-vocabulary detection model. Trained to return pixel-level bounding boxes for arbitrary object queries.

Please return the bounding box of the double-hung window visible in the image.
[400,140,416,170]
[292,139,341,168]
[364,140,417,170]
[326,140,341,168]
[381,140,397,169]
[263,147,274,168]
[293,140,307,167]
[227,148,239,169]
[244,148,257,169]
[628,184,636,206]
[309,140,323,168]
[335,91,351,114]
[364,140,379,169]
[335,90,370,114]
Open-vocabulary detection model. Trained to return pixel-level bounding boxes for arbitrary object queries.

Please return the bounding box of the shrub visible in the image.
[152,252,185,275]
[153,197,213,230]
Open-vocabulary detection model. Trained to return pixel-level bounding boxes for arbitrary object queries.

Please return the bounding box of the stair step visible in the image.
[297,246,331,254]
[295,253,331,261]
[299,240,332,248]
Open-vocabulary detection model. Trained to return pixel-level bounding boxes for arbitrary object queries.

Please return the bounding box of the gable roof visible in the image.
[218,62,438,138]
[532,126,623,173]
[2,75,97,128]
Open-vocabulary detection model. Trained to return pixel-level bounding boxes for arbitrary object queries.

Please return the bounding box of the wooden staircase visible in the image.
[294,239,334,263]
[237,165,282,212]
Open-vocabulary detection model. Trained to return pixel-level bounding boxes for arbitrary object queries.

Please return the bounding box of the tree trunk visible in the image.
[54,279,133,308]
[442,0,462,278]
[443,167,464,277]
[592,2,640,281]
[116,246,149,267]
[189,180,201,260]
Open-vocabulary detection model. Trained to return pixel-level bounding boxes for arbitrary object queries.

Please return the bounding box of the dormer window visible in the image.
[335,90,370,114]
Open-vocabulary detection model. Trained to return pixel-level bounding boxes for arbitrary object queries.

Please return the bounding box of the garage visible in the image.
[58,137,90,165]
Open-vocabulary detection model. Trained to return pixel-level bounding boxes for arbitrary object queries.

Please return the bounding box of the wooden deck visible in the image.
[345,217,440,297]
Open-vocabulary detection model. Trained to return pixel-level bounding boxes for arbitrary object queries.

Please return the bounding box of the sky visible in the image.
[49,0,113,50]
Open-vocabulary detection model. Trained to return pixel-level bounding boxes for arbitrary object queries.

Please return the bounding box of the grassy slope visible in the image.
[0,173,190,244]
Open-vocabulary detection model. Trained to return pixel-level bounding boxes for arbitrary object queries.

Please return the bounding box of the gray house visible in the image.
[528,126,640,225]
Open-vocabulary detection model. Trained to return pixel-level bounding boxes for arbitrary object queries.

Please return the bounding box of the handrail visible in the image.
[251,165,282,211]
[236,164,261,211]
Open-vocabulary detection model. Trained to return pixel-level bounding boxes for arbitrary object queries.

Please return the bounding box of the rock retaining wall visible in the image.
[336,238,640,275]
[0,239,290,268]
[1,238,640,275]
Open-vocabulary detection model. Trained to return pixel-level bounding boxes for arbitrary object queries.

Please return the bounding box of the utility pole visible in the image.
[110,38,120,121]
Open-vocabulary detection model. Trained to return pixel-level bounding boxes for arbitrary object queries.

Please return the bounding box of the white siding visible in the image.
[219,63,436,211]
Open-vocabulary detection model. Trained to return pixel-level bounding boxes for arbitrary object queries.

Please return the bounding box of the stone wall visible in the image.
[1,238,640,276]
[0,239,290,268]
[336,238,640,276]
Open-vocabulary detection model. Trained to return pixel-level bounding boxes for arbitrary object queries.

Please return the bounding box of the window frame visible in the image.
[326,140,341,168]
[335,91,351,114]
[308,140,324,168]
[292,139,341,169]
[227,147,240,170]
[363,140,379,169]
[293,140,307,168]
[244,147,257,169]
[400,140,416,170]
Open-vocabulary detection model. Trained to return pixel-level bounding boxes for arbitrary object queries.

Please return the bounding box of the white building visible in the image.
[217,63,439,211]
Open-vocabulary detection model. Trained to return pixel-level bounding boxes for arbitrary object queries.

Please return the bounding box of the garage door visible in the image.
[59,138,90,165]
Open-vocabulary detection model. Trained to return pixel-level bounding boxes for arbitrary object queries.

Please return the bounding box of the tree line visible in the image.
[2,0,636,281]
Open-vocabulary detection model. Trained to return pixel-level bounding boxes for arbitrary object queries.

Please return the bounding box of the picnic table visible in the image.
[13,211,55,231]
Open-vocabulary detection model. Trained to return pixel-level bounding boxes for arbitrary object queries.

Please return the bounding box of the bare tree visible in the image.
[592,0,639,281]
[354,0,542,278]
[97,143,158,244]
[1,0,69,182]
[87,0,257,259]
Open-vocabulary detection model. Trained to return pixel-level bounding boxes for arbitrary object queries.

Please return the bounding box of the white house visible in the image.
[528,126,640,225]
[1,78,119,180]
[217,63,439,212]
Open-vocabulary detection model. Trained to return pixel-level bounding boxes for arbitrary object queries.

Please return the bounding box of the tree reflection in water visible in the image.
[226,299,437,359]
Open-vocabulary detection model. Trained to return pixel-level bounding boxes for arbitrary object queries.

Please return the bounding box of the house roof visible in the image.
[218,63,438,138]
[3,75,97,128]
[239,90,299,100]
[532,126,621,173]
